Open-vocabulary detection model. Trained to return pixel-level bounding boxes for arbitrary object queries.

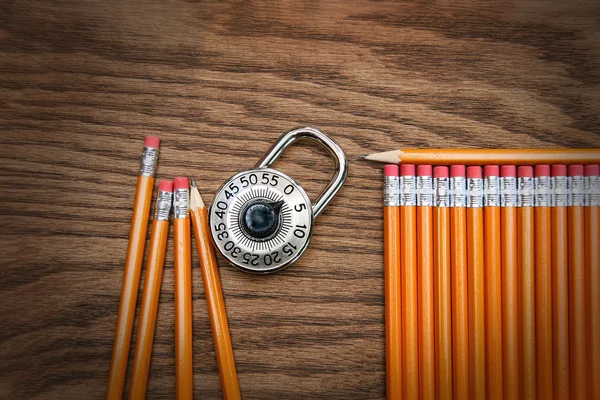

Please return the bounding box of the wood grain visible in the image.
[1,1,599,398]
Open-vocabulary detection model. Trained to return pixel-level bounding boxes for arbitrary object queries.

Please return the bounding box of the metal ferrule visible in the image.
[384,176,400,207]
[518,177,535,207]
[585,175,600,207]
[535,176,552,207]
[467,178,484,208]
[500,176,518,207]
[553,176,568,207]
[449,176,466,208]
[140,146,159,177]
[417,176,433,207]
[568,176,585,207]
[173,188,189,218]
[434,177,449,208]
[484,176,500,207]
[400,176,417,207]
[154,190,173,221]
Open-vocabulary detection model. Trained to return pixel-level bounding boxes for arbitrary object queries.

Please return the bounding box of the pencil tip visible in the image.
[359,155,367,159]
[190,178,197,188]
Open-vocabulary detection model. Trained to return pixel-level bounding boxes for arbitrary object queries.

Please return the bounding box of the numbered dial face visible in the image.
[210,168,313,273]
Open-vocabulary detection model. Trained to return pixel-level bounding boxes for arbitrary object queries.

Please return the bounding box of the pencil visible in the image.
[107,136,160,400]
[128,180,173,400]
[534,165,553,399]
[449,165,469,400]
[173,177,193,400]
[400,164,418,399]
[500,166,520,399]
[466,166,486,399]
[433,166,452,400]
[362,148,600,165]
[586,164,600,399]
[417,165,435,400]
[189,179,241,400]
[550,165,570,398]
[568,165,588,398]
[383,165,402,400]
[518,166,536,400]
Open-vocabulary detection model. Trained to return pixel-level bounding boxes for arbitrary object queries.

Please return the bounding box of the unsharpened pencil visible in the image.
[586,164,600,399]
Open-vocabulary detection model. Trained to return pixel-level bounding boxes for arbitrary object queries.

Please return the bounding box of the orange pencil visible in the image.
[417,165,435,400]
[190,180,241,400]
[433,166,452,400]
[466,166,486,399]
[129,180,173,400]
[568,165,588,398]
[107,136,160,400]
[449,165,469,400]
[551,165,570,398]
[173,177,193,400]
[400,164,418,399]
[500,166,520,399]
[518,166,536,399]
[383,165,402,400]
[585,165,600,399]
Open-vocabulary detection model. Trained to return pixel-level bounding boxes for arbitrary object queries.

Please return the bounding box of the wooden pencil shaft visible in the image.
[587,206,600,399]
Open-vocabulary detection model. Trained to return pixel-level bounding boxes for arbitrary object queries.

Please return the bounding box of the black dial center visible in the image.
[241,200,283,240]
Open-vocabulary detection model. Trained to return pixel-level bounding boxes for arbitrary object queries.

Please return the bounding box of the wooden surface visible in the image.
[1,1,600,399]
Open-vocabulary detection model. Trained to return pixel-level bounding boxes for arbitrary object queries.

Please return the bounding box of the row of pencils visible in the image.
[383,162,600,399]
[106,137,241,400]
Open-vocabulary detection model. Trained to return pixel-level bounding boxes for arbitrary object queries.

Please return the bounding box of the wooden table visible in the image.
[1,1,599,398]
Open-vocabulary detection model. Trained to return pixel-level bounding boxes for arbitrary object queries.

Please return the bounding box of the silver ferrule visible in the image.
[434,177,450,208]
[173,188,189,218]
[417,175,433,207]
[467,178,484,208]
[154,190,173,221]
[450,176,466,208]
[568,176,585,207]
[384,176,400,207]
[585,175,600,207]
[400,175,417,207]
[552,176,568,207]
[500,177,518,207]
[518,177,535,207]
[535,176,552,207]
[484,176,500,207]
[140,146,159,177]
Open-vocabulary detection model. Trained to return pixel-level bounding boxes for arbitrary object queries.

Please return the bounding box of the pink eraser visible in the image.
[158,180,174,192]
[535,165,551,177]
[384,164,399,177]
[400,164,416,176]
[568,165,584,176]
[518,166,533,178]
[500,165,516,177]
[484,165,499,177]
[417,165,432,176]
[173,176,189,190]
[450,165,466,177]
[552,165,567,177]
[467,166,482,179]
[584,164,599,176]
[144,136,160,148]
[434,166,449,178]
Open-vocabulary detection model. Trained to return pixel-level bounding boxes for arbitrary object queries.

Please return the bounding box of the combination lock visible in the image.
[210,127,348,273]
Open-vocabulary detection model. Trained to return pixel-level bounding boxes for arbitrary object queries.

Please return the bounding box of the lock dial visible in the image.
[210,168,313,273]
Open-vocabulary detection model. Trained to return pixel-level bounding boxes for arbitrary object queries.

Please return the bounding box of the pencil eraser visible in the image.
[158,180,174,192]
[500,165,516,177]
[434,166,449,178]
[450,165,466,177]
[400,164,415,176]
[535,165,550,177]
[518,166,533,178]
[467,166,482,179]
[552,165,567,177]
[484,165,499,177]
[384,164,399,177]
[173,176,189,190]
[568,165,584,177]
[144,136,160,148]
[417,165,432,176]
[584,164,599,176]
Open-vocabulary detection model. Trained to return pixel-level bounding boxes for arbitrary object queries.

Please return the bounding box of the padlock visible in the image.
[210,127,348,273]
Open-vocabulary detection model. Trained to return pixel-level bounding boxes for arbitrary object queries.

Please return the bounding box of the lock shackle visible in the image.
[254,127,348,218]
